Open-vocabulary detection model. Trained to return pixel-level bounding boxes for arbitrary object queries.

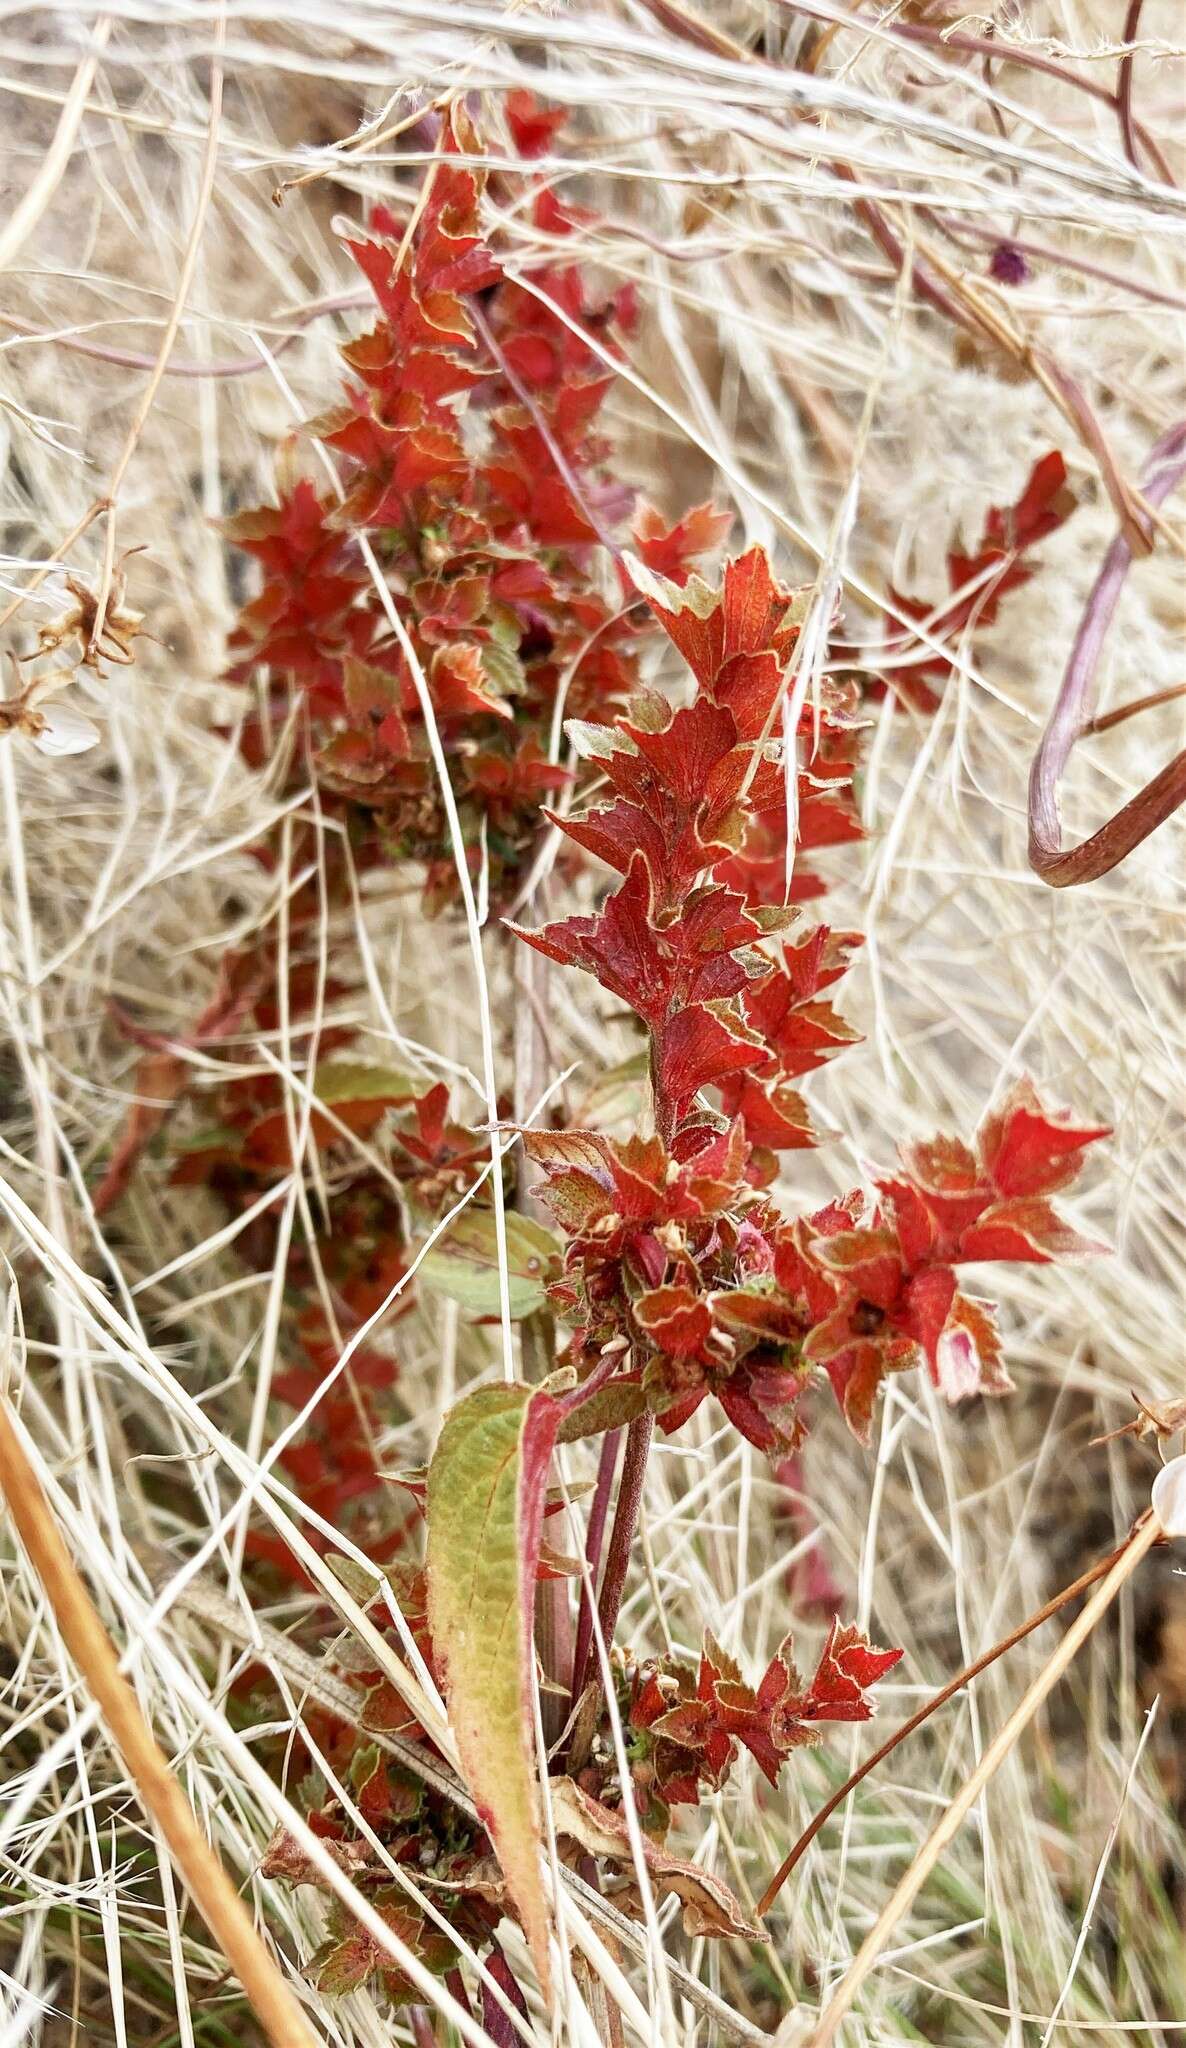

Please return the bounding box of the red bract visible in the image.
[628,1622,901,1806]
[801,1081,1110,1439]
[880,450,1075,710]
[221,101,706,915]
[513,544,1108,1455]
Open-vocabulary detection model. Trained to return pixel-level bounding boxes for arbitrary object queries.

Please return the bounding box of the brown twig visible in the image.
[757,1528,1136,1917]
[808,1514,1160,2047]
[0,1399,322,2048]
[1083,679,1186,737]
[1029,420,1186,887]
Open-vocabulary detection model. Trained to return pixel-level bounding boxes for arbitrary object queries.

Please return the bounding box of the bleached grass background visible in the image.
[1,2,1183,2043]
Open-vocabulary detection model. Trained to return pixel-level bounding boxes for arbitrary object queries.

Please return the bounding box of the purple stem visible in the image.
[1116,0,1144,173]
[568,1426,623,1713]
[1028,420,1186,888]
[444,1969,472,2020]
[593,1413,655,1669]
[480,1945,530,2047]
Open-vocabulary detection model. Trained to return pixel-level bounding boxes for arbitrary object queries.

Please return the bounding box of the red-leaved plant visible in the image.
[419,543,1107,1988]
[95,93,1107,2027]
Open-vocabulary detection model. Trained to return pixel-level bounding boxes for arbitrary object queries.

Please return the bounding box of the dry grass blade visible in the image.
[1,3,1183,2044]
[803,1516,1162,2047]
[0,1394,322,2048]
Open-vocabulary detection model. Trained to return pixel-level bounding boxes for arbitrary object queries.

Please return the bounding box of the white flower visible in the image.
[1151,1456,1186,1538]
[31,702,100,756]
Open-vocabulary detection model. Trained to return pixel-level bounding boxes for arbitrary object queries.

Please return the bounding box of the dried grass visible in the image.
[1,3,1184,2044]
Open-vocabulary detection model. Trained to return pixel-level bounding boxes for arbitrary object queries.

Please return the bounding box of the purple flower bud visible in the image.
[989,241,1030,286]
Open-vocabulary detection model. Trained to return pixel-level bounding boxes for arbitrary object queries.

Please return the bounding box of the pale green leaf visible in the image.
[418,1209,560,1319]
[426,1381,564,1993]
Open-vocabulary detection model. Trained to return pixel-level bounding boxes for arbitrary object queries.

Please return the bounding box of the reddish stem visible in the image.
[569,1425,624,1712]
[594,1413,655,1667]
[1028,419,1186,887]
[444,1969,471,2019]
[1116,0,1144,174]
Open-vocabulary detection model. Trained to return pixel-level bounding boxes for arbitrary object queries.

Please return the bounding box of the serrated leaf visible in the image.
[426,1380,575,1993]
[309,1932,373,1996]
[550,1777,768,1943]
[418,1209,560,1318]
[555,1373,647,1443]
[479,639,527,698]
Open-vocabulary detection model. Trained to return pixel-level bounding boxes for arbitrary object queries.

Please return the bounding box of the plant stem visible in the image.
[808,1514,1159,2046]
[1083,678,1186,736]
[648,1033,676,1148]
[757,1526,1140,1917]
[594,1413,655,1665]
[444,1968,471,2019]
[0,1398,321,2048]
[1028,418,1186,886]
[569,1427,624,1716]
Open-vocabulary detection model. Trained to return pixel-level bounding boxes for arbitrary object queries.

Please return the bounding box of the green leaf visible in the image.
[426,1380,569,1993]
[555,1374,647,1443]
[309,1932,374,1996]
[172,1123,243,1157]
[312,1061,418,1107]
[479,639,527,699]
[418,1209,560,1319]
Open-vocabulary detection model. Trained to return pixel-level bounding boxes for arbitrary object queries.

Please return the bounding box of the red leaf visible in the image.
[977,1079,1110,1198]
[958,1197,1106,1263]
[655,1001,768,1111]
[634,1284,713,1358]
[803,1620,903,1720]
[632,500,733,584]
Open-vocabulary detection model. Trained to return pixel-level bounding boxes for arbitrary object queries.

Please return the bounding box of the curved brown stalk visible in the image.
[757,1527,1135,1918]
[1029,420,1186,887]
[808,1515,1160,2046]
[1084,680,1186,737]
